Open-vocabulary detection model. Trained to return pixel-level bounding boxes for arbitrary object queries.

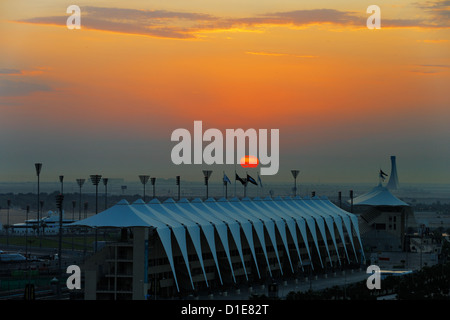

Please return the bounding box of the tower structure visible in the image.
[386,156,399,190]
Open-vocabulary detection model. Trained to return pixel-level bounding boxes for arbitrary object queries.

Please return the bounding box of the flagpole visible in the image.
[256,171,259,198]
[234,162,237,198]
[245,171,248,198]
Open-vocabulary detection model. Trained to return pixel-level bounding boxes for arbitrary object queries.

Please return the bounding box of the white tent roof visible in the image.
[69,196,365,291]
[352,184,409,207]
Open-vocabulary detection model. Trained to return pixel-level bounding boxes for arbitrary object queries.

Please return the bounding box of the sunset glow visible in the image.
[0,0,449,183]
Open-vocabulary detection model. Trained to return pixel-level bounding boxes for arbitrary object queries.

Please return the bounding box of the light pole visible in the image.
[83,202,88,258]
[151,178,156,200]
[72,200,76,250]
[350,190,354,213]
[90,175,102,252]
[102,178,109,210]
[26,205,30,261]
[139,175,150,202]
[291,170,299,197]
[338,191,342,208]
[35,163,42,247]
[90,175,102,214]
[76,179,85,221]
[176,176,181,201]
[202,170,212,199]
[6,199,11,246]
[59,175,64,194]
[56,193,64,298]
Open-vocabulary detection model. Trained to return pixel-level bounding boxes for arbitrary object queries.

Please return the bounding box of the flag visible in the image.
[247,174,258,186]
[236,173,246,185]
[223,173,231,184]
[379,169,388,181]
[257,173,263,188]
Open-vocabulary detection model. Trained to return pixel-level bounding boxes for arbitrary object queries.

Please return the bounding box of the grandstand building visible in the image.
[72,196,365,300]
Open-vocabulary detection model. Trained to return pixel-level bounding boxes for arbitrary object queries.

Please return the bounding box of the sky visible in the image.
[0,0,449,185]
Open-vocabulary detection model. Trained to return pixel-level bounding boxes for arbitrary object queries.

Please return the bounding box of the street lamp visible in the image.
[139,175,150,202]
[176,176,181,201]
[76,179,85,221]
[35,163,42,247]
[26,204,30,260]
[102,178,109,210]
[202,170,212,199]
[338,191,342,208]
[90,175,102,214]
[59,175,64,194]
[291,170,299,197]
[55,193,64,296]
[71,200,76,250]
[151,177,156,200]
[90,175,102,253]
[6,199,11,246]
[349,190,354,213]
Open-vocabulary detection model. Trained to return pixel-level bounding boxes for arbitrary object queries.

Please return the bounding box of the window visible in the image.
[375,223,386,230]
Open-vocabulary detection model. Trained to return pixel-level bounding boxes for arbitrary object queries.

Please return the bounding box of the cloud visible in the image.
[409,64,450,74]
[419,64,450,68]
[0,79,52,97]
[18,7,215,39]
[417,39,449,43]
[16,6,449,40]
[0,68,22,75]
[0,67,48,77]
[245,51,318,58]
[416,0,450,26]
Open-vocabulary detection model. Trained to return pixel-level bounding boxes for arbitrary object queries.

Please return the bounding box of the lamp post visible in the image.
[139,175,150,202]
[6,199,11,246]
[176,176,181,201]
[338,191,342,208]
[35,163,42,247]
[90,175,102,214]
[291,170,299,197]
[59,175,64,194]
[26,205,30,262]
[83,201,88,258]
[76,179,85,221]
[151,178,156,200]
[56,193,64,298]
[84,202,88,219]
[72,200,76,250]
[350,190,354,213]
[90,175,102,252]
[202,170,212,199]
[102,178,109,210]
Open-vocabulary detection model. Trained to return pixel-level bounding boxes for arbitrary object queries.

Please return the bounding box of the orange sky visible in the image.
[0,1,449,183]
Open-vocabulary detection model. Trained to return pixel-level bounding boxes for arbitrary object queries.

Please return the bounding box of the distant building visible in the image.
[386,156,399,190]
[9,210,75,235]
[353,184,415,252]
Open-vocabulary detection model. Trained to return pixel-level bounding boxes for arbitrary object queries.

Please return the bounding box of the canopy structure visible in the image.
[71,196,364,291]
[351,184,409,207]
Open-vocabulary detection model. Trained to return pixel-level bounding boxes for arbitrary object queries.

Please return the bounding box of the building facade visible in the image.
[76,196,365,300]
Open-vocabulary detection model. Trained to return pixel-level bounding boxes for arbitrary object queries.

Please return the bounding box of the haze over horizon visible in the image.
[1,1,449,185]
